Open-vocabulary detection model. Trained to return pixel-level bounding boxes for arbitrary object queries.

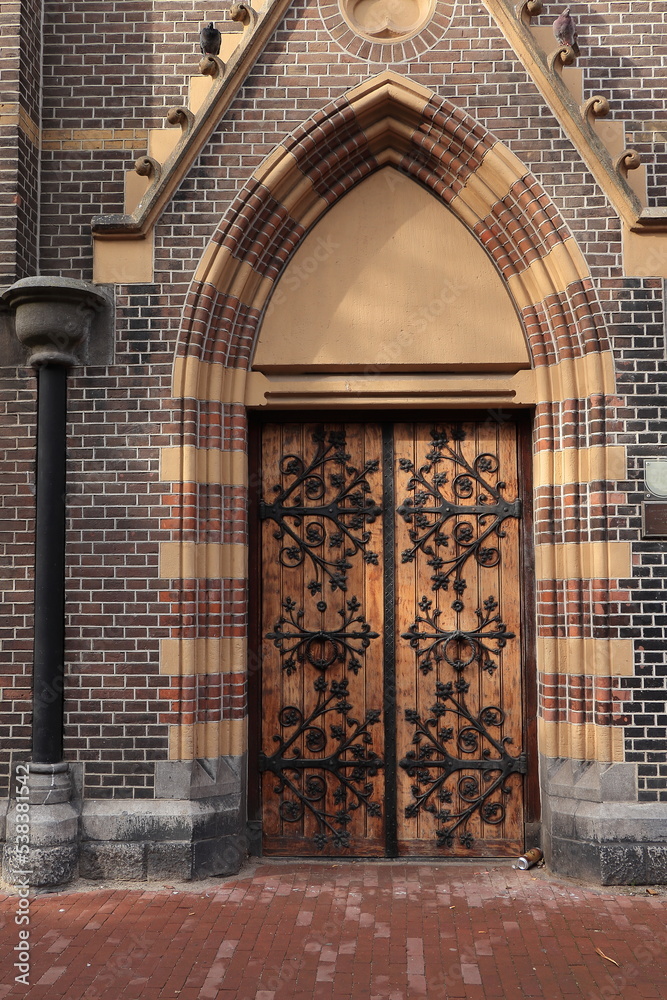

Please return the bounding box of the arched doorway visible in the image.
[160,72,625,861]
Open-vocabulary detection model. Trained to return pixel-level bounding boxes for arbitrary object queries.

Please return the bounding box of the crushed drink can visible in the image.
[515,847,543,870]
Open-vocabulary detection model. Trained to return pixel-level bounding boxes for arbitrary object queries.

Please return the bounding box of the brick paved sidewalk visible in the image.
[1,860,666,999]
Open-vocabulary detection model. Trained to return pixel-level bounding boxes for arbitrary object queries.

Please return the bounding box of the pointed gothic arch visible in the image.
[158,72,629,773]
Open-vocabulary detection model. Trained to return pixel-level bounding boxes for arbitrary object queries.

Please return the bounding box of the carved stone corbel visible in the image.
[516,0,542,26]
[199,54,226,78]
[135,155,162,183]
[581,95,610,125]
[230,2,259,31]
[616,148,642,179]
[167,105,196,138]
[549,43,578,69]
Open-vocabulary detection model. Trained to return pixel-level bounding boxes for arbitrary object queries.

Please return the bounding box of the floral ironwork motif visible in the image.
[266,595,379,675]
[399,679,526,849]
[259,677,384,849]
[259,429,381,592]
[396,427,521,593]
[402,595,515,676]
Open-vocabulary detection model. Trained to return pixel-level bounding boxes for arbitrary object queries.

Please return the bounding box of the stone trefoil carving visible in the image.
[339,0,436,43]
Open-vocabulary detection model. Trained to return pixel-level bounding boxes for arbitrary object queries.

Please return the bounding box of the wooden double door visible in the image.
[251,416,531,857]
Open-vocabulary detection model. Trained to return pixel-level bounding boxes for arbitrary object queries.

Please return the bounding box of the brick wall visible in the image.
[603,277,667,801]
[0,0,41,281]
[0,376,35,797]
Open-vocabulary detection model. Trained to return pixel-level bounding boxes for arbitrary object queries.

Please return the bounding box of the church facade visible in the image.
[1,0,666,886]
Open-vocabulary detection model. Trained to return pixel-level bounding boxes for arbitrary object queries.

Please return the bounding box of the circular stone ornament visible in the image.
[320,0,455,63]
[340,0,436,43]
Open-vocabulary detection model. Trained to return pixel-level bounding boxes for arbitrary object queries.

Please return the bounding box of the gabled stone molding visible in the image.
[91,0,292,281]
[90,0,667,283]
[485,1,666,235]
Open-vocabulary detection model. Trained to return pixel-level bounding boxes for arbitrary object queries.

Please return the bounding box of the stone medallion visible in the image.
[320,0,456,63]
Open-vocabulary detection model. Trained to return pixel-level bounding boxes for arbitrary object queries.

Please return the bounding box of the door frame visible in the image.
[247,408,540,855]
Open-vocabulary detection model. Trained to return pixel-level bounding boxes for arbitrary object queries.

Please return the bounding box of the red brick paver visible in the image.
[1,861,666,999]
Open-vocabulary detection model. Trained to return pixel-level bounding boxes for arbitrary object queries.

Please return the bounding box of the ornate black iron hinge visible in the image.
[399,679,527,850]
[259,429,381,592]
[266,595,379,675]
[397,427,521,592]
[259,677,384,850]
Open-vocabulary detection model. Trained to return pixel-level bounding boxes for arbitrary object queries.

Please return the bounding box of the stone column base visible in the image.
[0,756,248,886]
[2,763,79,888]
[541,755,667,885]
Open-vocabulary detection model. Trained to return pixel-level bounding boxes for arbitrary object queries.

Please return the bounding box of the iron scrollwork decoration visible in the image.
[259,429,382,593]
[259,677,384,849]
[400,679,527,849]
[398,426,525,849]
[266,596,379,675]
[403,595,515,676]
[397,427,521,594]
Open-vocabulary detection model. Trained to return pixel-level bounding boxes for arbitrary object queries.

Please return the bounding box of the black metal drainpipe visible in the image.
[3,276,107,771]
[32,361,68,765]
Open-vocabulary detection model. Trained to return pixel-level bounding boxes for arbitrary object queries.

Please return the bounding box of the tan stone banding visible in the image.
[537,637,634,678]
[507,239,590,310]
[534,445,626,487]
[160,446,248,486]
[251,150,329,230]
[168,718,247,760]
[0,103,40,147]
[346,72,432,122]
[534,541,631,582]
[534,351,616,404]
[42,127,149,151]
[448,140,529,230]
[160,636,246,676]
[538,718,624,763]
[172,356,267,406]
[194,247,273,304]
[160,541,247,580]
